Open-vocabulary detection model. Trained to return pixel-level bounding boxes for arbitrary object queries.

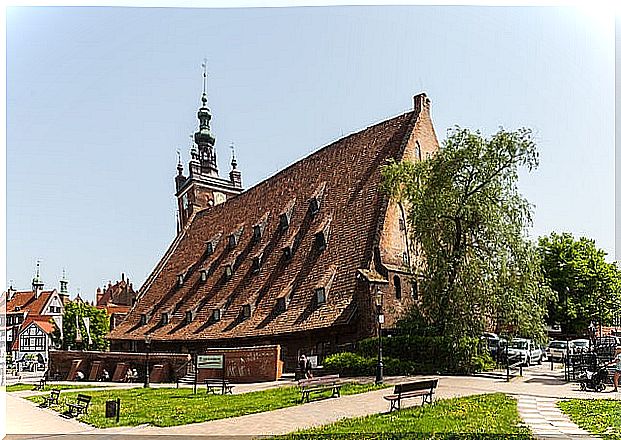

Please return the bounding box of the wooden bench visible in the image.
[384,379,438,412]
[205,379,234,395]
[298,374,342,403]
[32,378,46,391]
[66,394,91,417]
[41,389,60,407]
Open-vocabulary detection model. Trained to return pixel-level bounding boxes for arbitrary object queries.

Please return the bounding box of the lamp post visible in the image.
[144,334,152,388]
[565,286,570,381]
[375,288,384,385]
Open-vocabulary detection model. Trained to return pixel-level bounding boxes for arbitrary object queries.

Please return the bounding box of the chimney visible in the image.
[412,93,430,114]
[121,273,125,282]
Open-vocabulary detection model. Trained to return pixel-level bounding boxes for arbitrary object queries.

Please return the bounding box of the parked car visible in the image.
[571,339,590,353]
[547,340,574,361]
[507,338,543,366]
[481,332,507,359]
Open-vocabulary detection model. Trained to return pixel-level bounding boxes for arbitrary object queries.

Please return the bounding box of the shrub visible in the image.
[323,352,374,376]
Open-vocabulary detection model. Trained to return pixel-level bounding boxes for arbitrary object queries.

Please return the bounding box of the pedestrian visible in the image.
[606,351,621,391]
[305,356,313,379]
[298,354,307,379]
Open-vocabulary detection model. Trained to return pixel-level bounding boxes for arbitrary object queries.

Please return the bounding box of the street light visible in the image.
[375,288,384,385]
[565,286,570,381]
[144,334,152,388]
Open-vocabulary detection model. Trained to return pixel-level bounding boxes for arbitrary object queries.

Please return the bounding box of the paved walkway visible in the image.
[5,364,616,438]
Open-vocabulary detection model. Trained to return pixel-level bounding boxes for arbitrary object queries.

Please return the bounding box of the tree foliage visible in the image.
[538,232,621,334]
[382,127,552,341]
[51,301,110,351]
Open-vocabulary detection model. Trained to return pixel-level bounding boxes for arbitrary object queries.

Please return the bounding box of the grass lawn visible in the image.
[281,393,531,439]
[27,382,386,428]
[6,383,108,392]
[558,399,621,439]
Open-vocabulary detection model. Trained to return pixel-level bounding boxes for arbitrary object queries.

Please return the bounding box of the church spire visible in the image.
[229,142,242,188]
[194,59,218,176]
[32,260,44,298]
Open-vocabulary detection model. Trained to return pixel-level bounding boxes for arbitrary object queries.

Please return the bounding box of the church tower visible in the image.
[175,64,243,232]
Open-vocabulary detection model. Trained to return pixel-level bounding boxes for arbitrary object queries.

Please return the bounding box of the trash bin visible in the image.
[105,399,120,421]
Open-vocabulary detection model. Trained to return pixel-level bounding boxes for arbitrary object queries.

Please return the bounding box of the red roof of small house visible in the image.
[6,290,55,315]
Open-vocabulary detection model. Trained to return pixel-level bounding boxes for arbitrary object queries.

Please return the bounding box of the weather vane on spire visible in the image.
[201,58,208,96]
[230,142,238,169]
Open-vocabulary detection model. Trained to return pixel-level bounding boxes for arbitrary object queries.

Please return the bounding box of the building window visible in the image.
[185,310,195,324]
[252,255,262,273]
[316,231,328,251]
[394,275,402,300]
[412,280,419,300]
[140,313,148,325]
[402,252,408,266]
[309,197,320,216]
[200,269,208,282]
[315,287,326,305]
[241,304,253,319]
[212,308,222,322]
[279,212,290,231]
[224,265,233,280]
[283,246,292,261]
[276,295,290,313]
[206,241,214,255]
[161,313,169,325]
[399,218,406,231]
[253,225,262,242]
[177,274,184,287]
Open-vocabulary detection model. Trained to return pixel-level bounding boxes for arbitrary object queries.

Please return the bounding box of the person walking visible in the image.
[607,351,621,391]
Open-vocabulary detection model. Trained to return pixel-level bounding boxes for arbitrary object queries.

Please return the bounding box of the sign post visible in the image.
[197,354,226,394]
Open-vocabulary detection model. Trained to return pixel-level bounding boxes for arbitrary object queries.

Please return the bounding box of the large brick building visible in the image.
[109,90,440,370]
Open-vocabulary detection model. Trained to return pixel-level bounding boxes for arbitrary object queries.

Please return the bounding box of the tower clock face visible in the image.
[213,192,226,206]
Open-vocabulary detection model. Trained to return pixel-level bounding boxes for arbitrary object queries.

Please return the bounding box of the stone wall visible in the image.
[196,345,283,383]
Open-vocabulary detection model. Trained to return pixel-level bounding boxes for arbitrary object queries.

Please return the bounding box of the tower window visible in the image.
[315,287,327,305]
[412,280,419,300]
[394,275,402,300]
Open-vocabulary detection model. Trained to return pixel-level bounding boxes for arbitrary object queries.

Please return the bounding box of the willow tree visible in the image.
[382,127,552,341]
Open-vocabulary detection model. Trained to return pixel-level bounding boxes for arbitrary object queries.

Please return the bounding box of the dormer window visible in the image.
[252,254,262,273]
[15,306,21,311]
[276,292,292,313]
[253,225,262,242]
[309,197,320,216]
[316,231,328,251]
[241,304,253,320]
[161,312,170,325]
[206,241,214,255]
[212,308,222,322]
[224,265,233,280]
[279,213,290,231]
[177,273,184,287]
[228,234,237,248]
[283,246,292,261]
[185,310,195,324]
[315,287,326,305]
[140,313,149,325]
[200,269,208,282]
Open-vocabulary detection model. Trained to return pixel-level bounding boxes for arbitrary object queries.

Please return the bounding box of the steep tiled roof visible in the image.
[23,316,56,334]
[110,106,421,342]
[6,290,54,315]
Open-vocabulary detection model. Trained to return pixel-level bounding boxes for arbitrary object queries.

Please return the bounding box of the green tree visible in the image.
[382,127,552,342]
[538,232,621,335]
[51,302,110,351]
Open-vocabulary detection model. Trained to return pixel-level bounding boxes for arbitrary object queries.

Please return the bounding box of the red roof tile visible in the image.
[6,290,54,315]
[110,103,423,343]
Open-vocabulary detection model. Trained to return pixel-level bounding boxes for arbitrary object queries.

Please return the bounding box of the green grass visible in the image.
[281,393,531,439]
[558,399,621,439]
[6,383,107,392]
[27,382,387,428]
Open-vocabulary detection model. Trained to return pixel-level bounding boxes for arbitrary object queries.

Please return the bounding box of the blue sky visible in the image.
[6,5,614,301]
